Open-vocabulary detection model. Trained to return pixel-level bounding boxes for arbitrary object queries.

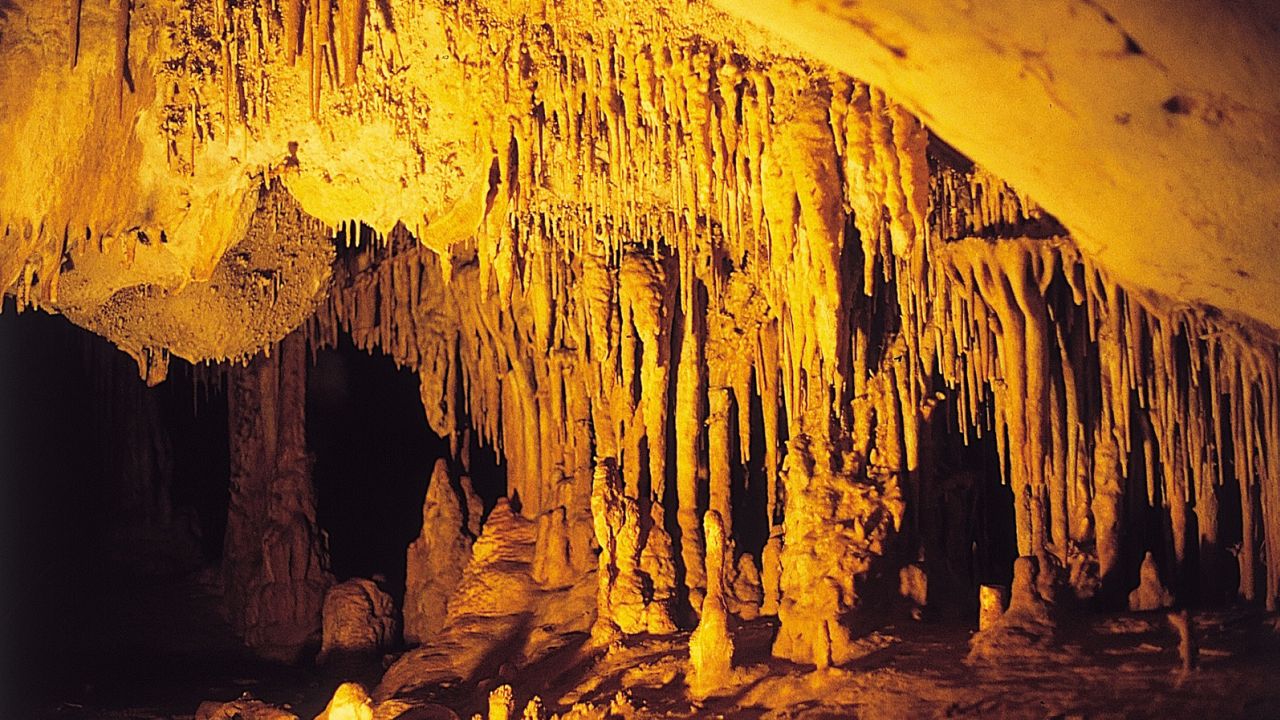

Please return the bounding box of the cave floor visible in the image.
[28,572,1280,720]
[455,607,1280,720]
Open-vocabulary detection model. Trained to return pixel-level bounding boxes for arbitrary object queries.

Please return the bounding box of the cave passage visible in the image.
[307,333,506,598]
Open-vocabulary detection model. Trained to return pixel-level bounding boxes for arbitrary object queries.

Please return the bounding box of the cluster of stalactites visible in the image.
[929,236,1280,606]
[176,0,372,129]
[305,28,1280,660]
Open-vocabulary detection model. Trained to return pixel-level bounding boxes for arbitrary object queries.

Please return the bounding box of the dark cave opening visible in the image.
[307,332,507,599]
[307,334,445,597]
[0,301,237,712]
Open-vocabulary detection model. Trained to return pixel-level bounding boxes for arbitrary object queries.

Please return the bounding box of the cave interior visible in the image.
[2,1,1280,718]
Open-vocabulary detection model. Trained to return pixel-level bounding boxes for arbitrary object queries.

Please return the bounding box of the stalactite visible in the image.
[278,0,303,65]
[336,0,366,86]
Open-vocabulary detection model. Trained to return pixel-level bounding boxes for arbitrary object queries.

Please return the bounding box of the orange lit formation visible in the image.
[3,0,1280,717]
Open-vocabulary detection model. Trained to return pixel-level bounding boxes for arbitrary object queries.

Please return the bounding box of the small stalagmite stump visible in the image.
[1129,551,1175,612]
[315,682,374,720]
[487,685,515,720]
[1168,610,1198,674]
[978,584,1007,630]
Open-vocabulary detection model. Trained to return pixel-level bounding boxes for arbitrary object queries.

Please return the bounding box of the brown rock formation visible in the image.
[317,578,397,666]
[223,330,332,663]
[1129,552,1175,612]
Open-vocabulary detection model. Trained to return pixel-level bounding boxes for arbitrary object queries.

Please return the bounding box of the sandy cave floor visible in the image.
[27,572,1280,720]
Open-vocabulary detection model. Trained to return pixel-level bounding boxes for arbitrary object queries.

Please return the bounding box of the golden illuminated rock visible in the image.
[315,682,374,720]
[590,457,676,640]
[772,435,903,668]
[4,1,1280,717]
[486,686,514,720]
[404,459,476,645]
[688,510,734,698]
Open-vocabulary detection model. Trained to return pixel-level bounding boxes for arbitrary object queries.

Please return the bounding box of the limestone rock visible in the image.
[223,332,332,663]
[968,556,1057,664]
[1007,556,1053,623]
[728,553,764,621]
[688,511,735,698]
[315,682,375,720]
[898,562,928,619]
[532,480,593,590]
[590,457,676,641]
[772,435,903,668]
[487,685,514,720]
[1129,551,1175,612]
[978,585,1007,631]
[405,459,476,645]
[317,579,398,666]
[521,697,544,720]
[1168,610,1198,674]
[760,535,783,617]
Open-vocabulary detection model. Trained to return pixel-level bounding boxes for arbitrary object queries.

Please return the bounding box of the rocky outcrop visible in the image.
[317,578,397,666]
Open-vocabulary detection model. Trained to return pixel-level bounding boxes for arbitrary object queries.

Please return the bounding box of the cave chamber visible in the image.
[2,0,1280,718]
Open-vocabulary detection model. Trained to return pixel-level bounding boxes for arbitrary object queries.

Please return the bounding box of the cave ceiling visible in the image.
[2,0,1278,371]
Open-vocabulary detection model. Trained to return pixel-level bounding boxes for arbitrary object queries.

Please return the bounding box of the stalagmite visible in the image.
[1169,610,1198,675]
[978,585,1007,631]
[729,553,763,620]
[772,436,903,668]
[968,556,1055,664]
[1129,552,1175,612]
[590,457,675,640]
[899,562,928,619]
[405,459,477,644]
[760,534,782,616]
[315,682,375,720]
[688,510,734,698]
[487,685,514,720]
